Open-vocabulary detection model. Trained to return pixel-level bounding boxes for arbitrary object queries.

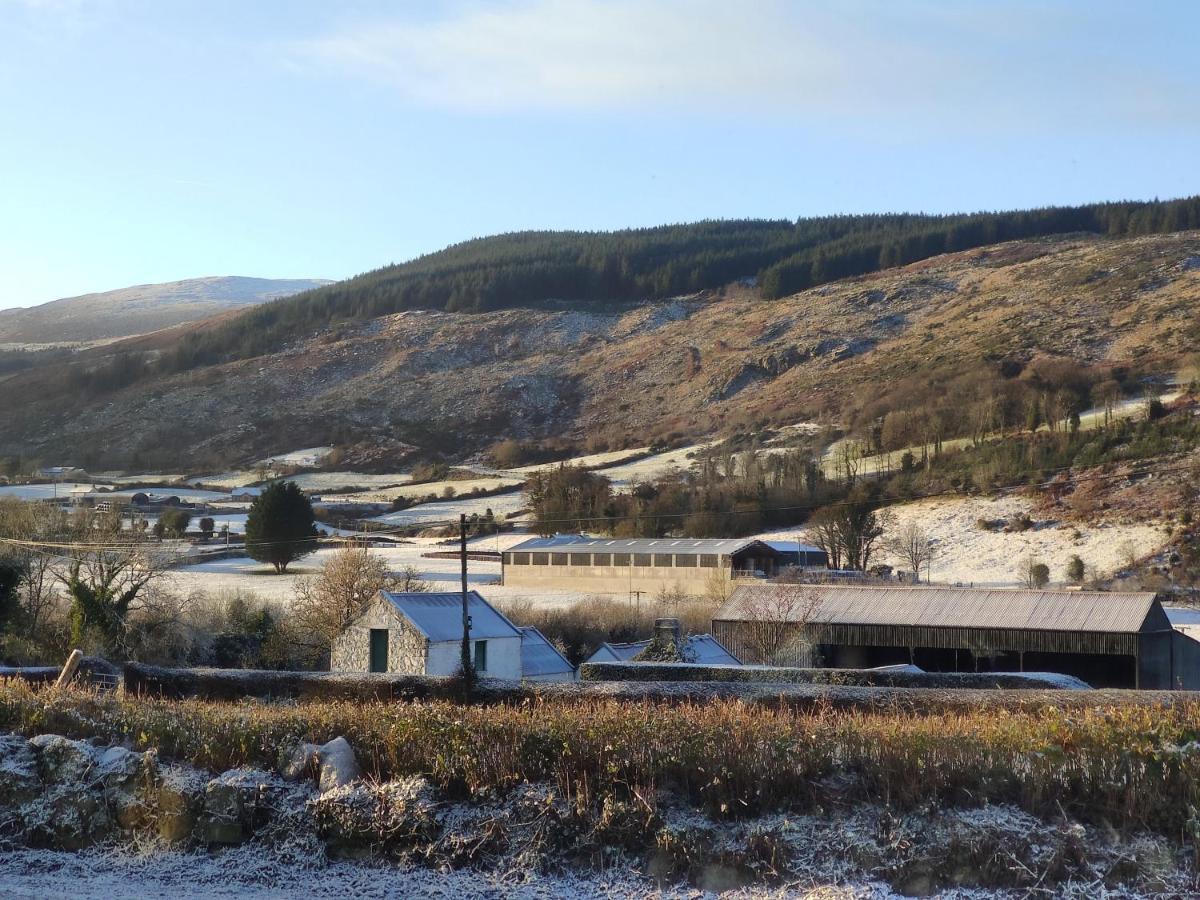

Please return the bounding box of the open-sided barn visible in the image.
[713,584,1200,689]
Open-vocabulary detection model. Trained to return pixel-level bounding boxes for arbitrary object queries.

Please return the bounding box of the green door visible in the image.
[473,640,487,673]
[369,629,388,673]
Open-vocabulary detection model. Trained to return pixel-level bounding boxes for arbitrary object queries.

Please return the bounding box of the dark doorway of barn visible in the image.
[369,629,388,673]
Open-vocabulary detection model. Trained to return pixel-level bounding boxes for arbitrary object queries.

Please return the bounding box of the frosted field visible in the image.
[0,483,98,500]
[256,447,334,467]
[591,441,718,489]
[756,493,1168,588]
[283,472,412,493]
[821,392,1182,478]
[167,533,590,608]
[93,473,190,485]
[339,476,523,505]
[367,490,526,526]
[190,471,262,489]
[506,445,653,474]
[0,483,235,502]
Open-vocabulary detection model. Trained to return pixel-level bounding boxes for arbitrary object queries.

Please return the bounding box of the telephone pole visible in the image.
[460,513,474,692]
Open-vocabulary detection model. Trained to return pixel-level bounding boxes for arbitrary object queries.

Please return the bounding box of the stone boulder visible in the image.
[316,737,360,793]
[155,764,207,844]
[280,742,319,781]
[25,735,111,849]
[311,776,441,855]
[96,745,157,829]
[0,734,41,810]
[199,768,297,845]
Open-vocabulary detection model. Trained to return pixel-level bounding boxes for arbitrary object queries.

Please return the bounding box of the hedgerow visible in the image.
[1,681,1198,836]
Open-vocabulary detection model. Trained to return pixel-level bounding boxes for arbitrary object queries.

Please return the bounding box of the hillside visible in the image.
[1,230,1198,471]
[0,276,331,345]
[153,197,1200,370]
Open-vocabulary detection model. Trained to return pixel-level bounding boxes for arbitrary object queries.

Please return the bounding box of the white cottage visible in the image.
[331,590,524,679]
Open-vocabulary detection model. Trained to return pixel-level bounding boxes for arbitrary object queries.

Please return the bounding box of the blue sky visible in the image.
[1,0,1197,309]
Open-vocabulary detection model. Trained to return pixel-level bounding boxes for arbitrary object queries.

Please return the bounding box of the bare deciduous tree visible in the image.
[0,498,65,636]
[885,520,935,583]
[58,510,175,653]
[292,549,429,654]
[738,583,824,666]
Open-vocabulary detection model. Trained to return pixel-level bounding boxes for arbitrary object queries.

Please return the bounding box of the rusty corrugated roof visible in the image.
[717,584,1162,634]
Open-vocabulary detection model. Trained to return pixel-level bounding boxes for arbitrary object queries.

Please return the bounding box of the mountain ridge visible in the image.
[1,230,1197,472]
[0,275,332,345]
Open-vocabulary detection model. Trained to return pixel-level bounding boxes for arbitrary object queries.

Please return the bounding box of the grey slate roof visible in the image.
[586,634,741,666]
[764,540,826,555]
[380,591,521,642]
[518,627,575,677]
[717,584,1165,634]
[508,534,776,555]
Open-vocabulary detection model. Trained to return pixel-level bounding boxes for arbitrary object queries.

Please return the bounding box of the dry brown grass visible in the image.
[3,680,1199,836]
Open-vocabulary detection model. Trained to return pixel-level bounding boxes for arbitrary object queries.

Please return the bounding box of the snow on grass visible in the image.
[504,445,655,475]
[167,533,589,609]
[821,392,1183,478]
[283,472,413,492]
[0,483,97,500]
[0,847,858,900]
[189,471,263,489]
[591,441,718,489]
[94,473,190,485]
[367,490,527,526]
[256,447,334,467]
[339,476,523,504]
[756,494,1168,588]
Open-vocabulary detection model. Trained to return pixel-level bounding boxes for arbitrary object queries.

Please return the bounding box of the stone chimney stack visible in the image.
[654,617,682,648]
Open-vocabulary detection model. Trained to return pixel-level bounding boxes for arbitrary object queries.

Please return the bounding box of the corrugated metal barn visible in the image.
[714,584,1200,689]
[502,534,789,594]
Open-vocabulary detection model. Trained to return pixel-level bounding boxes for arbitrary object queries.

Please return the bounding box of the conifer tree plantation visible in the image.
[162,196,1200,371]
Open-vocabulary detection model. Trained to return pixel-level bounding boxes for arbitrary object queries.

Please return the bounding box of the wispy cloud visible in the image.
[291,0,1197,131]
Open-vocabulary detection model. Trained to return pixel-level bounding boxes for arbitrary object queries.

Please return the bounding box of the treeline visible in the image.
[758,197,1200,297]
[151,196,1200,375]
[524,447,841,539]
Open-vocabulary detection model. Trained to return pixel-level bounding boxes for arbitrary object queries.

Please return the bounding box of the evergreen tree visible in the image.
[245,482,318,574]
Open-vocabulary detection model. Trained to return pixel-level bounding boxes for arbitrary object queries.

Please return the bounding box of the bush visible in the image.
[1066,555,1086,584]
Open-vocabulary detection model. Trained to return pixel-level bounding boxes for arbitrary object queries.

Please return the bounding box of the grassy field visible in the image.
[3,681,1199,838]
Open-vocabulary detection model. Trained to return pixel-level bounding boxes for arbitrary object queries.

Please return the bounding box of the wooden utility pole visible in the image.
[460,513,473,691]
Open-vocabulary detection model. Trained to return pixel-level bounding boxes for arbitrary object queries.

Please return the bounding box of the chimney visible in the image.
[654,617,682,648]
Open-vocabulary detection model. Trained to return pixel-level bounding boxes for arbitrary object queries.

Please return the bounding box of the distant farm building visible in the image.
[586,633,740,667]
[231,487,263,502]
[502,534,807,596]
[713,584,1200,689]
[331,591,574,681]
[764,540,829,568]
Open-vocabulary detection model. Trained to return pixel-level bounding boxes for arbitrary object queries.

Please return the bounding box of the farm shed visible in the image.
[502,534,789,596]
[713,584,1200,689]
[586,633,741,667]
[764,540,829,568]
[331,590,523,679]
[518,627,576,682]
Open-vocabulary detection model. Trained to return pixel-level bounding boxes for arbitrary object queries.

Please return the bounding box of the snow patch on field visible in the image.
[341,477,523,504]
[284,472,412,492]
[368,491,527,526]
[757,494,1168,588]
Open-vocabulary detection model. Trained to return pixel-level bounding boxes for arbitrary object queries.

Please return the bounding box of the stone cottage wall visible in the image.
[330,596,428,674]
